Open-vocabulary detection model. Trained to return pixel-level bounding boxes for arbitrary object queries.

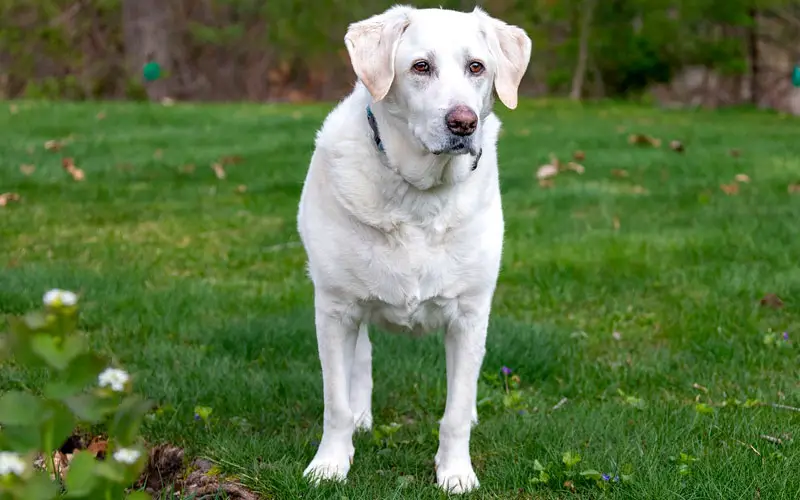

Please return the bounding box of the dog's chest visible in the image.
[362,222,464,335]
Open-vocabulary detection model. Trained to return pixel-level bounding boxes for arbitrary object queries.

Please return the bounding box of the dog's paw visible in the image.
[303,450,353,485]
[354,411,373,432]
[437,464,479,494]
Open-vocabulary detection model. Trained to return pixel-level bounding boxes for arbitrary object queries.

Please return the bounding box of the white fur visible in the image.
[297,5,531,494]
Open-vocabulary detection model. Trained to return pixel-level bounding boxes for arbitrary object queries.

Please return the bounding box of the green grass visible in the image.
[1,98,799,499]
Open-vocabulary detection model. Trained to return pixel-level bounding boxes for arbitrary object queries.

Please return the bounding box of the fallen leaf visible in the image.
[611,169,629,178]
[538,179,555,188]
[96,111,106,120]
[566,162,585,174]
[631,185,648,194]
[20,164,35,176]
[613,216,620,230]
[628,133,661,148]
[236,185,247,193]
[50,451,70,481]
[220,155,243,165]
[760,293,784,309]
[0,193,21,206]
[669,140,685,153]
[788,184,800,194]
[720,183,739,195]
[734,173,750,183]
[563,480,577,493]
[729,148,741,158]
[180,164,196,174]
[9,104,18,114]
[573,150,585,161]
[211,163,226,179]
[62,157,85,181]
[45,140,63,151]
[536,164,558,180]
[153,149,163,160]
[86,437,108,459]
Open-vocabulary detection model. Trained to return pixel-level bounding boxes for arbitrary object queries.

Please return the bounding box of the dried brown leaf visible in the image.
[236,185,247,193]
[669,140,685,153]
[759,293,784,309]
[631,185,648,194]
[96,111,106,120]
[0,193,21,207]
[734,173,750,183]
[566,162,585,174]
[628,133,661,148]
[729,148,741,158]
[611,169,629,178]
[62,158,85,181]
[788,184,800,194]
[613,216,621,230]
[20,164,35,176]
[9,104,18,114]
[538,179,555,188]
[211,163,226,180]
[45,140,63,151]
[87,437,108,459]
[720,183,739,195]
[573,150,585,161]
[220,155,243,165]
[536,164,558,180]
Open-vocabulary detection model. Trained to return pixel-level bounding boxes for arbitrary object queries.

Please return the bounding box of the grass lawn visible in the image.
[1,98,799,499]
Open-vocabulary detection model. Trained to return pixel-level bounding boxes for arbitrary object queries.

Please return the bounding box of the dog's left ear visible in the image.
[344,6,413,102]
[474,8,532,110]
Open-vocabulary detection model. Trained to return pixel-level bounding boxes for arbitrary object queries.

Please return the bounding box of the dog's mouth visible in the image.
[430,137,478,156]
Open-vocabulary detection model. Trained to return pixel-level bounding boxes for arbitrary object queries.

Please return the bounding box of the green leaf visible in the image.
[65,451,98,497]
[18,472,59,500]
[31,334,86,370]
[0,424,42,451]
[94,460,126,482]
[533,459,545,471]
[562,450,582,468]
[580,469,603,480]
[64,394,118,423]
[695,403,714,415]
[23,311,51,331]
[44,353,107,399]
[110,395,154,446]
[0,391,47,425]
[45,400,77,452]
[127,492,153,500]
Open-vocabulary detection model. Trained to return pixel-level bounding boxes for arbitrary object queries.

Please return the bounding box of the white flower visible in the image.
[98,367,130,392]
[43,289,78,307]
[0,451,26,476]
[112,448,141,465]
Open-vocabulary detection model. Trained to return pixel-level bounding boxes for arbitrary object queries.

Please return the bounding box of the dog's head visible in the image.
[345,6,531,156]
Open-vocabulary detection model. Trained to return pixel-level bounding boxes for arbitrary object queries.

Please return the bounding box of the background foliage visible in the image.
[0,0,798,107]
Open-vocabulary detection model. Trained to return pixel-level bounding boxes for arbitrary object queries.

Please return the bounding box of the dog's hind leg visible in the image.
[349,323,373,432]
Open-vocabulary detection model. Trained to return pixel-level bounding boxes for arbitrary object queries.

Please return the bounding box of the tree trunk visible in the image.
[748,7,759,105]
[570,0,596,101]
[122,0,175,101]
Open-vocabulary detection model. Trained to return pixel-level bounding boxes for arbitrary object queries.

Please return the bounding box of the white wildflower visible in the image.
[112,448,141,465]
[0,451,26,476]
[98,367,130,392]
[43,289,78,307]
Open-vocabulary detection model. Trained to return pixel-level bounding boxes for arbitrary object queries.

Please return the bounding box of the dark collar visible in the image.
[366,106,482,171]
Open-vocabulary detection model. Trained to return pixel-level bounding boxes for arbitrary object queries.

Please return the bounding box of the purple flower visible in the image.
[501,366,512,376]
[613,475,620,482]
[783,331,789,341]
[193,413,201,421]
[601,473,610,481]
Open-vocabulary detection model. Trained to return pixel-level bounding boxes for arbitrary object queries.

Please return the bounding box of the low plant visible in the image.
[0,289,152,499]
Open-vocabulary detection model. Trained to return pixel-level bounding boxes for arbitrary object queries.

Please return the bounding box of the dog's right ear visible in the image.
[344,6,413,102]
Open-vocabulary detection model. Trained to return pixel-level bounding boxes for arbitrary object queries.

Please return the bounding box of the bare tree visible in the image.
[570,0,597,101]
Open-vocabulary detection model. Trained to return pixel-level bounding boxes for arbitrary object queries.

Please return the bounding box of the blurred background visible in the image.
[1,0,798,114]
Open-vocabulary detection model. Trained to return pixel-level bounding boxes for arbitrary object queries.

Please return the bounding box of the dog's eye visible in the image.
[468,61,485,75]
[412,61,430,73]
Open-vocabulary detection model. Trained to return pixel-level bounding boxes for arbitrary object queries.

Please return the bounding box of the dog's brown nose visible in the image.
[445,105,478,136]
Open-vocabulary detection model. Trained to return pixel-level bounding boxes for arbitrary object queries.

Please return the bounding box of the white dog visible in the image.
[297,4,531,494]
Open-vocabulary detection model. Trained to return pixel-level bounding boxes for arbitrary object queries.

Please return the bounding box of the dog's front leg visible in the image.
[435,306,489,494]
[303,301,359,484]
